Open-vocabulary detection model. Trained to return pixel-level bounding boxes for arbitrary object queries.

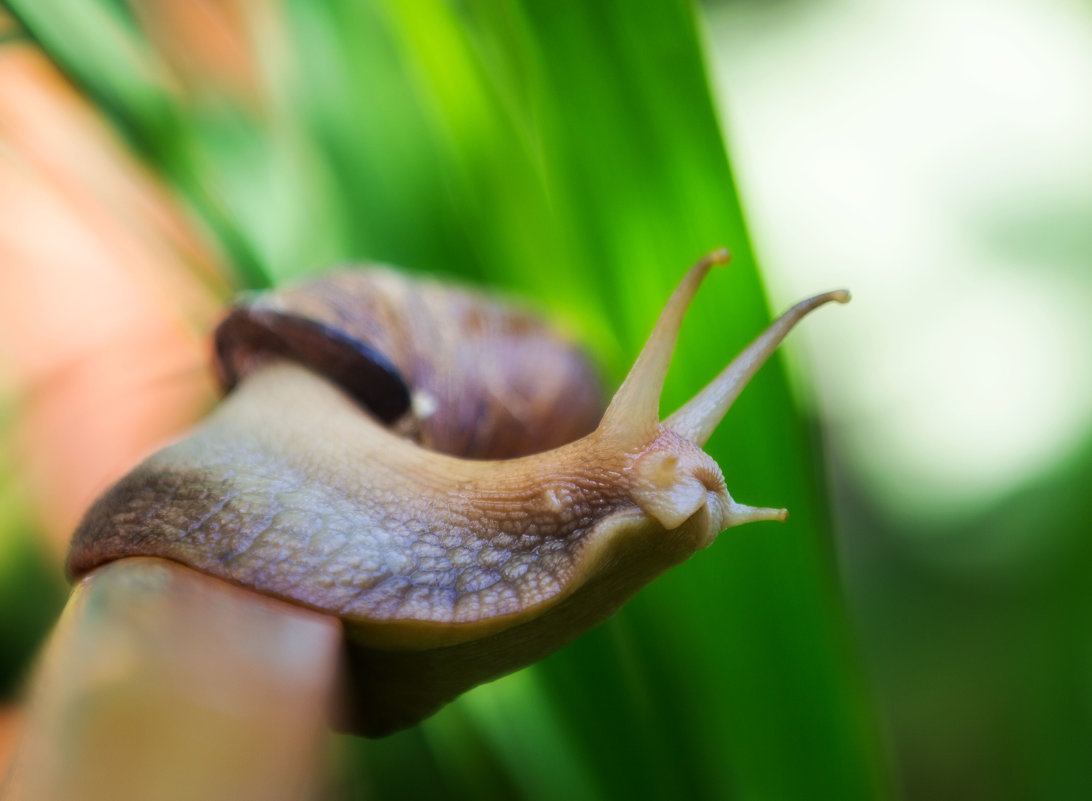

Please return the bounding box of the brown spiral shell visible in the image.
[214,267,605,459]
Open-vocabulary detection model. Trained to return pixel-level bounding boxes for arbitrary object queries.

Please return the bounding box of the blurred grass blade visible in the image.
[2,1,166,127]
[289,1,889,797]
[5,0,273,287]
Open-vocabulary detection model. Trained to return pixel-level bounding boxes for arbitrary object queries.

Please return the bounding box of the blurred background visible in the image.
[709,1,1092,798]
[1,0,1089,798]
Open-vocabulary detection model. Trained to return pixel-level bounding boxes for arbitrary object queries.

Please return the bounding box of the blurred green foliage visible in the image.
[4,0,888,798]
[841,430,1092,801]
[700,2,1092,798]
[0,404,67,700]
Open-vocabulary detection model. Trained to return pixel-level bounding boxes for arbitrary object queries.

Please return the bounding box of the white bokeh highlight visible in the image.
[708,0,1092,517]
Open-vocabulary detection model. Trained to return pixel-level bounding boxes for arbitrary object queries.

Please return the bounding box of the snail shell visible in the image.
[67,253,848,735]
[214,267,604,457]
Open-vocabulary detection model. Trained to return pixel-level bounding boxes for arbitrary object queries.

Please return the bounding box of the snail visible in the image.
[67,249,848,736]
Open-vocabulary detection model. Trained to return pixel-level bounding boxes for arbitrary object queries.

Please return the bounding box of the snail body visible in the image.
[68,251,848,735]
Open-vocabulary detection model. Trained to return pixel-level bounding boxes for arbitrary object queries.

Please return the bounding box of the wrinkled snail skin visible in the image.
[67,252,849,736]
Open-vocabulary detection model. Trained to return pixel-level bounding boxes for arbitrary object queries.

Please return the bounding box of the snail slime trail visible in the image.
[67,251,850,736]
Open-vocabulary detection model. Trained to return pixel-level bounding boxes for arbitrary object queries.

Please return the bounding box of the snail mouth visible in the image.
[627,447,787,544]
[626,434,724,533]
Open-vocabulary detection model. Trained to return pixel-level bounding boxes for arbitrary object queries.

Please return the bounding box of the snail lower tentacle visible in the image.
[67,255,848,736]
